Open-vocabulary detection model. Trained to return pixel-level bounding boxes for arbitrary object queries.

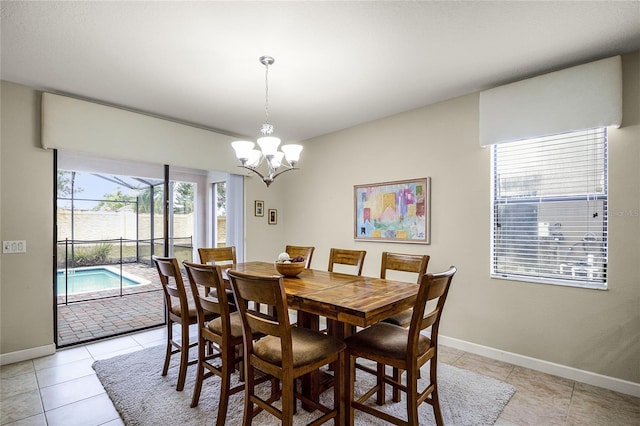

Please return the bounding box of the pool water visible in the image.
[57,267,144,294]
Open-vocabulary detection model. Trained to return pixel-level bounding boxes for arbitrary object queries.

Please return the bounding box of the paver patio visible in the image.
[56,262,167,347]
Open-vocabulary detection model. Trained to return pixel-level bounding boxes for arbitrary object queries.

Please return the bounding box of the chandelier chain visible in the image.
[264,61,270,126]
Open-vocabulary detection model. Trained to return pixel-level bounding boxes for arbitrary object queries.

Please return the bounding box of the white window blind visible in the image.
[491,128,608,289]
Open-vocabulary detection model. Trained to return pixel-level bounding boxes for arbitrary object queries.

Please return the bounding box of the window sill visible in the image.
[490,273,607,290]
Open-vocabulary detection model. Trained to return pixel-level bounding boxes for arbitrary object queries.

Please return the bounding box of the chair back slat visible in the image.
[328,248,367,275]
[199,297,223,315]
[380,252,430,283]
[426,276,450,301]
[284,245,315,268]
[420,308,439,329]
[198,246,237,266]
[183,261,228,318]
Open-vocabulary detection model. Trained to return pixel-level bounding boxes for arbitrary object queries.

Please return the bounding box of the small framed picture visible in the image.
[268,209,277,225]
[255,200,264,217]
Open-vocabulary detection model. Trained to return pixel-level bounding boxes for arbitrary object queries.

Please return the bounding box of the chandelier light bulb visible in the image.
[231,141,255,163]
[281,144,303,164]
[247,149,262,168]
[257,136,281,157]
[270,151,285,168]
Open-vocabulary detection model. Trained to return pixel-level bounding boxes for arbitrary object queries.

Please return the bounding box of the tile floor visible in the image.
[1,326,639,425]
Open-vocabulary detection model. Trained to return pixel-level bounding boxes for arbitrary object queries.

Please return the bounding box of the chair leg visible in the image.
[236,345,245,381]
[432,385,444,426]
[281,381,295,426]
[176,321,189,391]
[347,353,356,426]
[216,345,234,426]
[392,367,401,402]
[406,369,419,426]
[376,363,385,405]
[162,320,173,376]
[242,364,255,426]
[334,352,345,425]
[431,358,444,426]
[190,335,205,408]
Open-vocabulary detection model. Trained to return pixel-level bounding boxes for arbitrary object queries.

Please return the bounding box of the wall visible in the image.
[282,52,640,385]
[57,211,195,240]
[244,173,286,262]
[1,52,638,389]
[0,82,55,357]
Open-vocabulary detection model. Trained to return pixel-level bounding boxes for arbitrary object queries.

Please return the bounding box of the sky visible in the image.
[59,172,141,210]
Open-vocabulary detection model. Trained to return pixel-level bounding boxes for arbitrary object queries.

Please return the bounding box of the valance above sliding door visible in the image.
[41,92,248,175]
[479,55,622,146]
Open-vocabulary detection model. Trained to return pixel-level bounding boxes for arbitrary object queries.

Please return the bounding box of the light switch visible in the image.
[2,240,27,253]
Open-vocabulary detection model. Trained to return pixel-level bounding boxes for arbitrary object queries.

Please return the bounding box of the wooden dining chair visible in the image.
[284,245,315,268]
[327,248,366,275]
[227,269,346,425]
[284,245,315,324]
[182,261,244,424]
[198,246,237,300]
[153,256,213,391]
[380,251,430,327]
[345,266,457,426]
[326,248,367,336]
[198,246,237,265]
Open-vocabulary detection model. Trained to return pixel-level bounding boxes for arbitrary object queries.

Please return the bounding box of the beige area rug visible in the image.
[93,344,515,425]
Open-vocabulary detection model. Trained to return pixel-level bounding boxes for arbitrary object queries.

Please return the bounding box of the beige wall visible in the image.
[1,52,638,386]
[280,52,640,384]
[1,82,54,354]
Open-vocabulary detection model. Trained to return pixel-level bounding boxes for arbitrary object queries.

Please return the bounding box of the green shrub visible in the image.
[73,242,113,266]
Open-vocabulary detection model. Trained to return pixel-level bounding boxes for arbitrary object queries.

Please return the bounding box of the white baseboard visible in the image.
[439,335,640,398]
[0,344,56,366]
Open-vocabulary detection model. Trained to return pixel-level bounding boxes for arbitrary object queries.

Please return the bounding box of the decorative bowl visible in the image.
[275,261,305,277]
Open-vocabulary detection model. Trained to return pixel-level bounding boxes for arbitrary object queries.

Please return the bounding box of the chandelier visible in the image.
[231,56,303,187]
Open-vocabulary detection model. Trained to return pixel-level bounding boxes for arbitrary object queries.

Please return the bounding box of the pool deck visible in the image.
[57,263,166,347]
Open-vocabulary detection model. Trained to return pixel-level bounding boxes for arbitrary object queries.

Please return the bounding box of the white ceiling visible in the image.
[2,1,639,143]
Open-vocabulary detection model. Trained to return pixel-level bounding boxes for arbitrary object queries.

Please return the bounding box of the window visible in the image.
[213,181,226,247]
[491,128,608,289]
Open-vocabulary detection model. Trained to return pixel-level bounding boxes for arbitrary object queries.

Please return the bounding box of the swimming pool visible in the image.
[57,266,150,295]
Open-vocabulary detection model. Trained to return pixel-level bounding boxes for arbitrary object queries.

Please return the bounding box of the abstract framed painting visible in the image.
[354,177,430,244]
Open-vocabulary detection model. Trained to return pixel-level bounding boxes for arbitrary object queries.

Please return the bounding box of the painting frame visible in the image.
[268,209,278,225]
[254,200,264,217]
[354,177,431,244]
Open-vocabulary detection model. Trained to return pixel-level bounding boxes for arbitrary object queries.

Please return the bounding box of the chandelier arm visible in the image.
[269,166,298,181]
[237,165,267,181]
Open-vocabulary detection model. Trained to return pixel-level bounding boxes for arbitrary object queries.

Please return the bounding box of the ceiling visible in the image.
[2,1,639,143]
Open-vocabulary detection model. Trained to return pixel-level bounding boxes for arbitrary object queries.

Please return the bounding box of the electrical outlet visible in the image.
[2,240,27,254]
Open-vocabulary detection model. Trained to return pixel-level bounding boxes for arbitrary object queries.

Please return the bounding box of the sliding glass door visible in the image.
[54,152,224,347]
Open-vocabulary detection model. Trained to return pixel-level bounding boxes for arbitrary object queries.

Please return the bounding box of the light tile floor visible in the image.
[1,326,639,425]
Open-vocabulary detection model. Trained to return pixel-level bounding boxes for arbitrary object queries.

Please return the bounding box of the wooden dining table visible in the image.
[226,261,421,409]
